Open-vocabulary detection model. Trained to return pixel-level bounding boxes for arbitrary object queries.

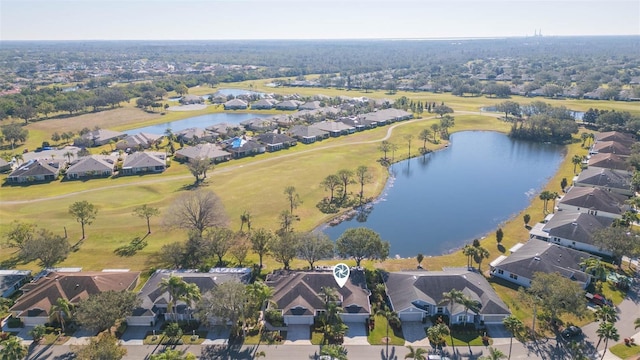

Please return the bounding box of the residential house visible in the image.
[121,152,166,175]
[339,117,373,131]
[573,167,633,197]
[116,133,163,151]
[490,239,594,289]
[127,268,251,326]
[287,125,329,144]
[7,159,60,183]
[176,128,217,144]
[275,100,301,111]
[74,129,126,147]
[0,270,31,298]
[66,155,117,179]
[240,118,277,132]
[206,123,241,137]
[179,95,204,105]
[0,158,11,172]
[310,121,355,137]
[359,108,413,125]
[587,153,631,172]
[589,141,631,156]
[384,269,510,324]
[529,211,613,256]
[256,133,297,152]
[9,270,139,326]
[223,99,248,110]
[225,138,266,159]
[174,143,232,163]
[251,99,276,110]
[595,131,635,146]
[298,101,322,111]
[266,269,371,327]
[557,186,629,218]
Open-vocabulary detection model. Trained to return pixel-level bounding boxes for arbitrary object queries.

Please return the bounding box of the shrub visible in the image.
[6,316,22,328]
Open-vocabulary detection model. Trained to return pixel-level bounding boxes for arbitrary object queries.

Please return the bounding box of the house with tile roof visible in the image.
[174,143,232,163]
[74,129,126,147]
[287,125,329,144]
[66,155,117,179]
[251,99,276,110]
[573,167,633,197]
[595,131,635,147]
[116,133,163,151]
[384,269,510,324]
[0,270,31,298]
[275,100,302,110]
[266,269,371,327]
[223,98,248,110]
[127,268,251,326]
[121,152,166,175]
[256,133,297,152]
[310,121,355,137]
[529,212,613,256]
[6,159,60,183]
[225,138,266,159]
[490,239,594,289]
[587,153,631,173]
[556,186,629,218]
[10,270,139,326]
[240,118,277,132]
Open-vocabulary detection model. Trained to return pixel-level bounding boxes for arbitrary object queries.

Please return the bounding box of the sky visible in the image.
[1,0,639,41]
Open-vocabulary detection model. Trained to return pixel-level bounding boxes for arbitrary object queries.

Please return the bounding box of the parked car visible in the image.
[562,325,582,338]
[586,293,613,307]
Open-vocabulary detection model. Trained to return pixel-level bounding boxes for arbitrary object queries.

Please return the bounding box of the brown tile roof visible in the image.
[10,271,139,315]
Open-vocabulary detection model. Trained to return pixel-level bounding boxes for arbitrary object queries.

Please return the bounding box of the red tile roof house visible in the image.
[9,270,139,327]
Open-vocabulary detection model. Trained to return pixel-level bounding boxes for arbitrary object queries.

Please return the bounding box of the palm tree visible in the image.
[376,308,400,359]
[594,305,617,324]
[160,275,187,322]
[180,282,201,324]
[463,244,477,269]
[550,192,559,213]
[580,257,608,282]
[320,344,348,360]
[404,345,427,360]
[481,347,507,360]
[49,297,73,333]
[634,317,640,329]
[416,253,424,268]
[239,210,252,232]
[64,151,74,163]
[441,289,464,326]
[461,296,481,327]
[0,336,27,360]
[596,321,620,360]
[572,154,583,173]
[503,315,525,360]
[473,246,490,272]
[426,323,449,349]
[539,190,553,214]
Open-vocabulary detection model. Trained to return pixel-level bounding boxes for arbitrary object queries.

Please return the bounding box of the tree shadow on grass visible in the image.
[199,343,257,360]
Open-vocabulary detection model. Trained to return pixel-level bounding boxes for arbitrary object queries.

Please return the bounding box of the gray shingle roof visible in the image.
[8,159,59,178]
[122,152,165,168]
[288,125,328,138]
[575,168,632,192]
[384,270,509,316]
[266,270,370,316]
[542,212,613,245]
[256,133,296,145]
[493,239,592,286]
[66,155,116,175]
[558,187,628,215]
[174,143,231,161]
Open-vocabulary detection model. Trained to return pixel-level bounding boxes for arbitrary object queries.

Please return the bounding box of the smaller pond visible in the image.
[128,113,272,135]
[214,88,264,97]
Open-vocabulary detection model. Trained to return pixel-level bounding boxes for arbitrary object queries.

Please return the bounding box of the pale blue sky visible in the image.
[1,0,639,40]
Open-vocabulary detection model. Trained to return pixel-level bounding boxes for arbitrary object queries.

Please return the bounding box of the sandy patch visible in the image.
[167,104,208,111]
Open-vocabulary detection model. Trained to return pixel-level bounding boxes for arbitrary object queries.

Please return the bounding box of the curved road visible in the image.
[0,111,500,205]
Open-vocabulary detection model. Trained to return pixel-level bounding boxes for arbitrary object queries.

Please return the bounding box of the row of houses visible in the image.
[490,131,636,289]
[6,267,510,333]
[6,151,167,183]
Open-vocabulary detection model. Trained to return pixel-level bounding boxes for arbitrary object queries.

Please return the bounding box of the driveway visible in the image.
[402,321,429,345]
[343,322,368,345]
[284,324,311,344]
[485,324,512,346]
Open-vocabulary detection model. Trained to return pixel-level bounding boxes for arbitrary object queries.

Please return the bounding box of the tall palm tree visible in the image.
[572,154,583,173]
[441,289,464,326]
[539,190,553,214]
[180,282,201,324]
[0,336,27,360]
[426,323,449,349]
[461,296,481,327]
[502,315,525,360]
[160,275,187,322]
[376,308,400,359]
[463,244,477,270]
[596,321,620,360]
[481,347,507,360]
[473,246,490,272]
[594,305,617,324]
[404,345,427,360]
[49,297,73,333]
[580,257,608,282]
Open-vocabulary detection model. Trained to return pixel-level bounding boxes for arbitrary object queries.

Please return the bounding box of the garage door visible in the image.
[482,315,507,324]
[400,312,423,322]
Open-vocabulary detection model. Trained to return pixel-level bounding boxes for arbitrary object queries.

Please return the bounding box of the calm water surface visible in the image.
[129,113,271,135]
[321,131,566,257]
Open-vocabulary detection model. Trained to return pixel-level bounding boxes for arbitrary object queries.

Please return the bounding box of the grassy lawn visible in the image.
[142,331,207,345]
[242,328,284,345]
[446,331,490,347]
[41,333,69,345]
[610,342,640,359]
[367,315,404,346]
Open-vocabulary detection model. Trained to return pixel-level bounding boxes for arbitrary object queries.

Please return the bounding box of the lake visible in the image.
[320,131,566,258]
[128,112,271,135]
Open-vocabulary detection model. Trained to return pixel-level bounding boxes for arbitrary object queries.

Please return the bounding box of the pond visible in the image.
[480,106,584,121]
[320,131,566,258]
[128,112,272,135]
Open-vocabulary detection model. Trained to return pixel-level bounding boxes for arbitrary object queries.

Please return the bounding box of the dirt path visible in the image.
[1,112,497,205]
